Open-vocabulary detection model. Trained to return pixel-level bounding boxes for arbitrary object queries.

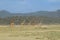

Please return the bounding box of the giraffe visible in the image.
[21,20,25,25]
[10,19,14,28]
[10,19,14,32]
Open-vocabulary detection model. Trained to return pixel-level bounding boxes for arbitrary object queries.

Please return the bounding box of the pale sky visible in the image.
[0,0,60,13]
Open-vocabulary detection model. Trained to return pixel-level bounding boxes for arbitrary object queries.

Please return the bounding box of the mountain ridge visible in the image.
[0,10,60,17]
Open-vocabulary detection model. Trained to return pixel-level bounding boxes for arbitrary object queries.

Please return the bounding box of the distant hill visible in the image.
[0,10,60,25]
[0,10,60,18]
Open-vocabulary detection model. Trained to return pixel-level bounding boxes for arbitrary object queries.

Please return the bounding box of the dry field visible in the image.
[0,25,60,40]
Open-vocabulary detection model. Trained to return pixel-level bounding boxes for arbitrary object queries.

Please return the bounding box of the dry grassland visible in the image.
[0,25,60,40]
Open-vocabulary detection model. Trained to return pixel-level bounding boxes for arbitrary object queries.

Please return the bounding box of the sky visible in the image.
[0,0,60,13]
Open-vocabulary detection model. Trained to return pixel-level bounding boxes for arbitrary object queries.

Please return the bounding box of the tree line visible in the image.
[0,16,60,25]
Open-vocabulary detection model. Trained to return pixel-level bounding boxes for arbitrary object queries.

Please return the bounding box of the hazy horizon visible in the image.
[0,0,60,13]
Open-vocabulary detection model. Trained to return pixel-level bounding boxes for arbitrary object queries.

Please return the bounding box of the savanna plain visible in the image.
[0,25,60,40]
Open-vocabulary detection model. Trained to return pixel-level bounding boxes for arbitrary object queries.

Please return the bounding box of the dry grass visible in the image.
[0,25,60,40]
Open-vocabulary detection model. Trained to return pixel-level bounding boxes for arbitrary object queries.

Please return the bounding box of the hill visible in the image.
[0,10,60,17]
[0,10,60,25]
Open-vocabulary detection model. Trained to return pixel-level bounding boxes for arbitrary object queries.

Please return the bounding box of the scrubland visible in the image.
[0,25,60,40]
